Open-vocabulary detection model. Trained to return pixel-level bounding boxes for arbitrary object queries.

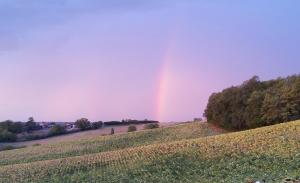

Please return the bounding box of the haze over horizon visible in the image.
[0,0,300,122]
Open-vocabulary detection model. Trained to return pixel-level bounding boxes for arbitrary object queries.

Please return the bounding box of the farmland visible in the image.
[0,121,299,182]
[0,122,224,166]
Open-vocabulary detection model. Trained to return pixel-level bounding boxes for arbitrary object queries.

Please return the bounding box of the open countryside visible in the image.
[1,1,300,183]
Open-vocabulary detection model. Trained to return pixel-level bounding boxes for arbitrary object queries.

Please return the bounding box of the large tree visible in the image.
[25,117,38,132]
[75,118,91,130]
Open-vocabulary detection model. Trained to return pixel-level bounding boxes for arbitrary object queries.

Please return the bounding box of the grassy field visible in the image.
[0,123,177,148]
[0,121,299,183]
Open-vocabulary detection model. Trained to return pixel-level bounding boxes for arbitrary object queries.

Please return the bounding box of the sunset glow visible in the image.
[0,0,300,122]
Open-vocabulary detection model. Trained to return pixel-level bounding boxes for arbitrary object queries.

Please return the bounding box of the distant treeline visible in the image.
[204,75,300,130]
[0,118,159,142]
[104,120,159,126]
[0,117,40,142]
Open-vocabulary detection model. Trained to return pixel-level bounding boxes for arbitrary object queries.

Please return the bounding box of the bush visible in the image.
[49,125,66,136]
[128,125,137,132]
[75,118,91,130]
[0,129,17,142]
[144,123,159,130]
[92,121,103,129]
[110,128,115,135]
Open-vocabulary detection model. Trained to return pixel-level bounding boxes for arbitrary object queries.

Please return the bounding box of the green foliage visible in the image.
[0,120,24,134]
[11,122,24,133]
[205,75,300,130]
[144,123,159,129]
[128,125,137,132]
[49,125,66,136]
[75,118,91,130]
[0,122,223,166]
[91,121,103,129]
[25,117,39,132]
[0,129,17,142]
[0,120,299,182]
[28,117,34,123]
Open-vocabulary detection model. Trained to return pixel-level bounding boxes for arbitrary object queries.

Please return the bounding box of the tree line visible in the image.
[204,74,300,130]
[0,117,160,142]
[0,117,41,142]
[0,117,103,142]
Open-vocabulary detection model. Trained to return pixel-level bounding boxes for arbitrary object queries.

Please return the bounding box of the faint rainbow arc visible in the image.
[155,38,176,122]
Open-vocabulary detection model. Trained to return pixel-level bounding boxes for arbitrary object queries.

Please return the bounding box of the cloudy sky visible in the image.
[0,0,299,122]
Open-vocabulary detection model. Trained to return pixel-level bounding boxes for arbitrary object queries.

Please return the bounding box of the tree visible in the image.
[0,120,24,134]
[92,121,103,129]
[128,125,137,132]
[10,122,24,134]
[26,117,38,132]
[0,129,17,142]
[245,91,265,128]
[204,74,300,130]
[75,118,91,130]
[28,117,34,123]
[49,125,66,136]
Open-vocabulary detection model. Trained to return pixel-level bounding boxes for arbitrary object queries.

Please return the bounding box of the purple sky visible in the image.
[0,0,300,122]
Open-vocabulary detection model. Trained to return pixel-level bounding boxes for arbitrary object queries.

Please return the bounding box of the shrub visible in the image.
[75,118,91,130]
[92,121,103,129]
[110,128,115,135]
[49,125,66,136]
[128,125,137,132]
[144,123,159,130]
[0,129,17,142]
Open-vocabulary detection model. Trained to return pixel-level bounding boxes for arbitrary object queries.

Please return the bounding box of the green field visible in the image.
[0,121,299,183]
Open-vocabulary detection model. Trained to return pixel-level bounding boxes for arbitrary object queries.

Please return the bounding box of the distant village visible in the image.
[37,118,203,130]
[37,122,76,130]
[36,119,160,131]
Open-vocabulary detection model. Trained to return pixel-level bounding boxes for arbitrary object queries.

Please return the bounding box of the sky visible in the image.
[0,0,300,122]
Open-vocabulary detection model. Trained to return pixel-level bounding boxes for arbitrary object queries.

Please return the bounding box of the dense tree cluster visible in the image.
[92,121,103,129]
[0,117,41,142]
[75,118,91,130]
[49,125,66,136]
[204,75,300,130]
[25,117,40,132]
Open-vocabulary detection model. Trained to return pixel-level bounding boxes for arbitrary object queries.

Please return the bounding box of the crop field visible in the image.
[0,121,299,183]
[0,122,224,166]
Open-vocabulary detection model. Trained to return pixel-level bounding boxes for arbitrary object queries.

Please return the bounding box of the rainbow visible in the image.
[155,36,177,122]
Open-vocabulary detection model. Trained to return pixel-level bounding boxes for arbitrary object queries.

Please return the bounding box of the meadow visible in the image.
[0,121,299,183]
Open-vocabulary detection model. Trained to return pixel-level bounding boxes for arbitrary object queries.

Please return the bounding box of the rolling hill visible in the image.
[0,121,299,183]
